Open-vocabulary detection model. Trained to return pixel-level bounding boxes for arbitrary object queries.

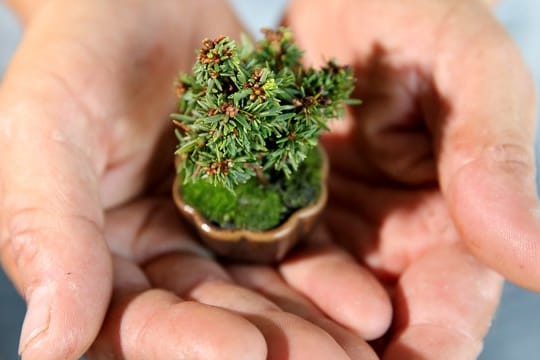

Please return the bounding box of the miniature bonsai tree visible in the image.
[173,28,357,231]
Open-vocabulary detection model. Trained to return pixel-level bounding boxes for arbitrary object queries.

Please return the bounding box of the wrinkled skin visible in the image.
[285,0,538,358]
[0,1,383,359]
[0,0,537,359]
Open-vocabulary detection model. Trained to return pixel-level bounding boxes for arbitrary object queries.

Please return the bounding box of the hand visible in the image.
[0,1,391,359]
[88,196,388,359]
[0,0,264,358]
[283,0,538,358]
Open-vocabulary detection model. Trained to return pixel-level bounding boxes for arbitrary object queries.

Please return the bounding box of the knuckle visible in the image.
[1,206,47,271]
[486,142,535,176]
[1,205,103,271]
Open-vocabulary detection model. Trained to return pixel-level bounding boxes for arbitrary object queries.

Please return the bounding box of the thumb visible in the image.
[445,140,539,291]
[0,61,112,360]
[434,8,540,290]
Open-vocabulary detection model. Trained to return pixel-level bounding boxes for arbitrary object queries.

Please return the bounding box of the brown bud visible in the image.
[319,96,332,106]
[292,98,303,107]
[225,105,239,118]
[288,132,296,141]
[202,38,215,50]
[304,96,315,106]
[253,69,263,80]
[220,160,230,175]
[175,83,186,97]
[261,28,283,43]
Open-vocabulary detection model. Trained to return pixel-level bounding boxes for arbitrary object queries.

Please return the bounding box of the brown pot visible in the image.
[172,148,329,263]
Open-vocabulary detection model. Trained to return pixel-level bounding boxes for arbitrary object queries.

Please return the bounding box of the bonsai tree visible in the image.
[172,28,356,232]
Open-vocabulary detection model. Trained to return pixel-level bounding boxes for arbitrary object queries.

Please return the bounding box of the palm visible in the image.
[38,2,384,359]
[323,143,496,357]
[45,4,208,207]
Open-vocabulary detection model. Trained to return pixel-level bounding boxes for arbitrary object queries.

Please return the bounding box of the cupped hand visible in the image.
[0,0,248,358]
[87,196,390,359]
[0,0,392,359]
[283,0,538,358]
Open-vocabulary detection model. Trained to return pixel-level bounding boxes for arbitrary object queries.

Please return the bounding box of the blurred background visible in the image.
[1,0,539,358]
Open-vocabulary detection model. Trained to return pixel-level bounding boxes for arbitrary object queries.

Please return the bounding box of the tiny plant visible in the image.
[173,28,357,231]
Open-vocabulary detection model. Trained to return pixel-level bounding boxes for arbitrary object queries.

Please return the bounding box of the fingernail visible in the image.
[18,286,52,356]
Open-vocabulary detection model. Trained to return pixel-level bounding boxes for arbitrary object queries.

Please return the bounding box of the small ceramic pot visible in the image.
[173,148,328,263]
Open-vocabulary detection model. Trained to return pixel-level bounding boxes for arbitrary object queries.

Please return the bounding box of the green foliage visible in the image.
[180,147,322,231]
[276,147,322,209]
[173,27,356,190]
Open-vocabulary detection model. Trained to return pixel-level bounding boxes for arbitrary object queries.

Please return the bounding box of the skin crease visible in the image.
[1,0,384,359]
[0,1,536,360]
[284,0,538,358]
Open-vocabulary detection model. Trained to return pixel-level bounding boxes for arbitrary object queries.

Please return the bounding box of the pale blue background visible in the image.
[1,1,539,359]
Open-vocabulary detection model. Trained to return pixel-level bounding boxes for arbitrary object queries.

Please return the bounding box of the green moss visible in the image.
[180,147,323,231]
[181,179,236,226]
[233,181,285,230]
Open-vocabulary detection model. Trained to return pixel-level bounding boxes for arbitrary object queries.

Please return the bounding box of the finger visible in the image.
[0,4,126,357]
[144,253,351,360]
[104,198,210,264]
[89,256,266,360]
[107,255,151,301]
[229,265,379,360]
[432,3,540,290]
[108,200,351,359]
[280,244,392,340]
[189,282,352,360]
[0,109,111,359]
[384,243,503,360]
